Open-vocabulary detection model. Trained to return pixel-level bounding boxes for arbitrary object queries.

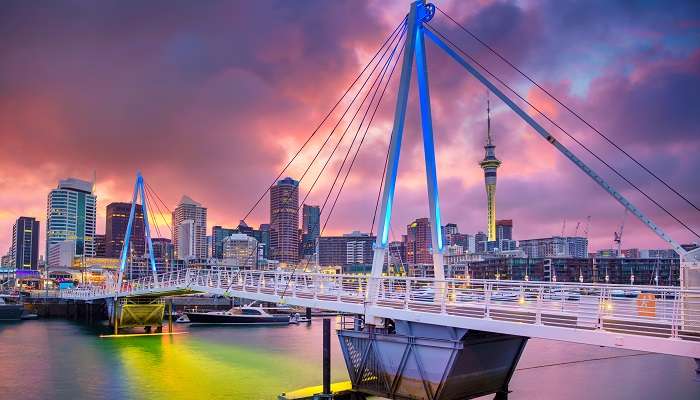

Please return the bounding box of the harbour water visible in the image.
[0,319,697,400]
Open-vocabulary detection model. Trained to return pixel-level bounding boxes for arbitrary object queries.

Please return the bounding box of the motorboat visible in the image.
[186,305,295,325]
[0,296,25,321]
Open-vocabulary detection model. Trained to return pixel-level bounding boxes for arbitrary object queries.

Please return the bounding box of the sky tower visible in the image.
[479,99,501,242]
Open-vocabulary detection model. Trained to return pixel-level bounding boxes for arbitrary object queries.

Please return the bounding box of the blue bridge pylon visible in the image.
[116,172,159,290]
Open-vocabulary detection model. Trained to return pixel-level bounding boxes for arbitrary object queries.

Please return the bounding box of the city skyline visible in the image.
[1,1,699,256]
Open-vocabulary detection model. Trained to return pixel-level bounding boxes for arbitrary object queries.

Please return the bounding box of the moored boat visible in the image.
[0,296,25,321]
[186,305,293,325]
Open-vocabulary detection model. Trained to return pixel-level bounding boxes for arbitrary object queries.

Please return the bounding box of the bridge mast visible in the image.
[116,172,159,292]
[369,0,444,296]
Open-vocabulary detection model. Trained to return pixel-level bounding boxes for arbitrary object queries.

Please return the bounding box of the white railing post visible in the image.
[485,283,492,319]
[405,278,411,310]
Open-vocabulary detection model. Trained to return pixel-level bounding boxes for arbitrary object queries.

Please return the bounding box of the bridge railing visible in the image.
[371,275,700,340]
[59,268,700,342]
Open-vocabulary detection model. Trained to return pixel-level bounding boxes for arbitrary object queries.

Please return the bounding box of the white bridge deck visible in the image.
[61,268,700,358]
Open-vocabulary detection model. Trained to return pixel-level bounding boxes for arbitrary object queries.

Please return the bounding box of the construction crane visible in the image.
[613,209,628,257]
[574,221,581,237]
[583,216,591,238]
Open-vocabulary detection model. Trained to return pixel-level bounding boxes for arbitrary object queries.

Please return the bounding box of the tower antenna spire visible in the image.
[487,92,492,145]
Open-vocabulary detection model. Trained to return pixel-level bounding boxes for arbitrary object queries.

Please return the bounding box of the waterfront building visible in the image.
[105,202,144,258]
[479,100,501,242]
[594,257,679,285]
[152,238,173,272]
[387,240,407,273]
[222,233,259,269]
[475,231,487,253]
[176,219,196,260]
[48,240,76,268]
[258,223,270,258]
[301,204,320,259]
[269,177,299,264]
[10,216,39,270]
[317,231,375,273]
[172,196,207,260]
[212,226,237,259]
[46,178,97,260]
[495,219,514,251]
[405,218,433,265]
[93,234,106,258]
[519,236,588,258]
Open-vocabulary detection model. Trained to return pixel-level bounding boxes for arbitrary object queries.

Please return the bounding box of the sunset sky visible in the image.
[1,0,699,256]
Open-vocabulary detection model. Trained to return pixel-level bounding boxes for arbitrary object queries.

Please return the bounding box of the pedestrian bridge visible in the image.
[61,267,700,358]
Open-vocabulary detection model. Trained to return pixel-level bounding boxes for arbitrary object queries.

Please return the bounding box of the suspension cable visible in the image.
[295,23,407,191]
[144,183,173,235]
[299,26,407,209]
[239,17,407,223]
[322,42,403,233]
[435,5,700,214]
[234,24,407,275]
[425,23,700,240]
[278,27,405,297]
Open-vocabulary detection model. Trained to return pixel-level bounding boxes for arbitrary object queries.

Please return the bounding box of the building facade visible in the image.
[222,233,259,269]
[317,231,375,272]
[212,225,237,259]
[105,202,145,258]
[405,218,433,265]
[269,177,299,264]
[93,234,106,258]
[172,196,207,260]
[46,178,97,260]
[519,236,588,258]
[11,216,39,269]
[301,204,320,258]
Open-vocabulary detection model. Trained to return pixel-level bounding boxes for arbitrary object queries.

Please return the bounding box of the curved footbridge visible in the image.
[62,267,700,359]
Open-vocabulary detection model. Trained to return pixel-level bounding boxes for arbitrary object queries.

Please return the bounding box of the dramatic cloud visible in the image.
[1,0,698,256]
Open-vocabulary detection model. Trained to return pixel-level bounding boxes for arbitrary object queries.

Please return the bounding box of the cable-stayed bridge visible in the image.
[63,267,700,359]
[59,1,699,398]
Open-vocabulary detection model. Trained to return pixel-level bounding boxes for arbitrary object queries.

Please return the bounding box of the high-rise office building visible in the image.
[11,217,39,269]
[46,178,97,259]
[212,226,237,259]
[94,234,106,258]
[479,100,501,242]
[105,202,144,258]
[259,223,270,258]
[301,204,320,258]
[172,196,207,260]
[270,177,299,264]
[405,218,433,264]
[475,231,487,253]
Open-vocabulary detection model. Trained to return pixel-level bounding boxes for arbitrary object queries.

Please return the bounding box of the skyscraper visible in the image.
[405,218,433,265]
[172,196,207,260]
[11,216,39,269]
[46,178,97,259]
[479,100,501,242]
[94,234,106,258]
[301,204,320,258]
[270,177,299,264]
[105,202,144,258]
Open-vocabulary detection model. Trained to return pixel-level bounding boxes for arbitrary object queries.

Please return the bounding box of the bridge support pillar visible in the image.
[338,319,527,400]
